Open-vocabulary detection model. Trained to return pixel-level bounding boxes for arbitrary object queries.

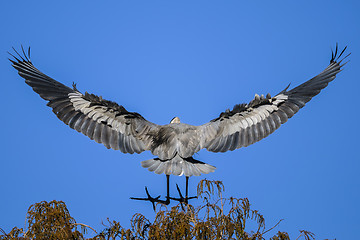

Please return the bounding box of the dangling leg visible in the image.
[185,176,189,201]
[130,174,171,211]
[185,176,197,204]
[165,174,170,204]
[170,176,197,206]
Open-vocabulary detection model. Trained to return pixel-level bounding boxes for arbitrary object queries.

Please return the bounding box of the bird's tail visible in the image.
[141,154,216,177]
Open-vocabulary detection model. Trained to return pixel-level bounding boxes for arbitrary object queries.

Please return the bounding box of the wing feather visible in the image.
[11,48,158,154]
[200,45,349,153]
[229,131,240,151]
[11,46,349,160]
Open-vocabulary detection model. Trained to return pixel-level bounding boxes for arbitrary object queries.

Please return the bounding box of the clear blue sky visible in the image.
[1,1,359,239]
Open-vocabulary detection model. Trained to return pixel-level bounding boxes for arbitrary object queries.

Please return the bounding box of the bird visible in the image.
[10,45,349,209]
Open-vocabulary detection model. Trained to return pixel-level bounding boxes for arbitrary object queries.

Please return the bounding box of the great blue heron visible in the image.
[10,45,349,209]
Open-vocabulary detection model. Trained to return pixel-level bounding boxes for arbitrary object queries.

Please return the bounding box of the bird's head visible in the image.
[170,117,180,124]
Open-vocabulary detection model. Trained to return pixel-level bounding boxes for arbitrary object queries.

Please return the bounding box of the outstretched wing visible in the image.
[199,45,349,153]
[10,47,158,154]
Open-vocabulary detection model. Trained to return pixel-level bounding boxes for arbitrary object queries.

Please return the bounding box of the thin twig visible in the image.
[24,212,28,237]
[186,204,198,226]
[72,223,98,234]
[262,219,283,235]
[0,228,7,236]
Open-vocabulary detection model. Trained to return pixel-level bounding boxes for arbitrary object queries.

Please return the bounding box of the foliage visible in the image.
[0,180,319,239]
[0,200,83,240]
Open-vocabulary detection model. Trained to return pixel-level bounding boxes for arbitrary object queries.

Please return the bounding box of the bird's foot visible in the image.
[130,187,170,211]
[169,184,197,210]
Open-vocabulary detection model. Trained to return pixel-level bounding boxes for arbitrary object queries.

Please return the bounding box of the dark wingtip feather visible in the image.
[9,46,32,63]
[278,83,291,94]
[72,82,79,91]
[12,47,25,62]
[8,51,21,63]
[340,59,350,68]
[21,45,30,62]
[338,45,347,59]
[338,52,351,65]
[8,58,16,64]
[330,44,349,64]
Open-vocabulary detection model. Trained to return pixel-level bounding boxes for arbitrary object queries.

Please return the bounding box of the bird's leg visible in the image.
[185,176,189,201]
[130,175,171,211]
[169,176,197,208]
[165,174,170,204]
[185,176,197,204]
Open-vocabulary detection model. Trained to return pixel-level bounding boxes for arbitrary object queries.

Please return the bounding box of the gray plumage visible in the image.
[10,45,349,177]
